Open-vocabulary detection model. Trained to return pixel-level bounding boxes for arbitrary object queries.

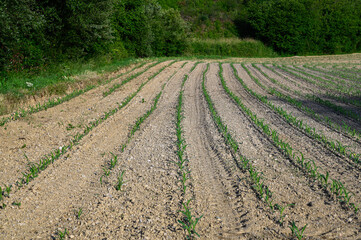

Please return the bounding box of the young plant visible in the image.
[58,228,69,240]
[289,221,307,240]
[76,208,83,219]
[4,184,12,197]
[115,170,126,191]
[12,201,21,207]
[109,152,118,170]
[178,199,203,239]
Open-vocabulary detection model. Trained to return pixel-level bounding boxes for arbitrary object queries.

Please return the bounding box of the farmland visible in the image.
[0,54,360,239]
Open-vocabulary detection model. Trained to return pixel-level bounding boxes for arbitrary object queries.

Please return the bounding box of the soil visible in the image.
[0,55,360,239]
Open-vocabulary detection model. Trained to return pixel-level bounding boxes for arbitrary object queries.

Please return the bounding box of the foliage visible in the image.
[0,0,46,73]
[0,0,114,75]
[243,0,361,54]
[186,38,278,57]
[112,0,187,57]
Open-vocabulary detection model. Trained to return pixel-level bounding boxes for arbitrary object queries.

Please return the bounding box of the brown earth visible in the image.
[0,55,360,239]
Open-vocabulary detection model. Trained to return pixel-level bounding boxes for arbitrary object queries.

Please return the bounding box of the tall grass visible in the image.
[185,38,278,58]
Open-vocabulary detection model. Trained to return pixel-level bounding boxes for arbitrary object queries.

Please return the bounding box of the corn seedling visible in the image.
[109,152,118,170]
[12,201,21,207]
[58,228,69,240]
[289,221,307,240]
[351,203,360,214]
[66,123,75,131]
[76,208,83,219]
[178,199,203,239]
[275,204,293,226]
[4,185,12,197]
[115,170,126,191]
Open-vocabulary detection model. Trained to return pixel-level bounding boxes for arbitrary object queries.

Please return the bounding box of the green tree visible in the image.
[112,0,187,57]
[0,0,46,73]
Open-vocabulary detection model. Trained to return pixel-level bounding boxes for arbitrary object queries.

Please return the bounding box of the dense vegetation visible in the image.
[0,0,360,89]
[244,0,361,55]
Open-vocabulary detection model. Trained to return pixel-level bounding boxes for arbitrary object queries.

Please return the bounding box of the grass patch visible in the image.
[185,38,278,58]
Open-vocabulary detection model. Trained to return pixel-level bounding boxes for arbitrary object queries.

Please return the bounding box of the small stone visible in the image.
[70,235,75,239]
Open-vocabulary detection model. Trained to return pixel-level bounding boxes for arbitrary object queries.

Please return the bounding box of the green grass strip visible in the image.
[0,60,173,208]
[0,62,148,127]
[228,64,359,214]
[202,63,292,225]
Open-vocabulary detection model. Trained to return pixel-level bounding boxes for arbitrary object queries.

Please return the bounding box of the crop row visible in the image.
[175,71,203,239]
[226,64,359,214]
[276,64,361,109]
[243,64,361,164]
[258,64,361,141]
[0,61,172,208]
[201,63,307,239]
[303,65,361,84]
[102,61,165,97]
[0,61,148,127]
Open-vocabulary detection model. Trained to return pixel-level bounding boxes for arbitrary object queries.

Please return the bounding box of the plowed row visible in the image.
[0,57,360,239]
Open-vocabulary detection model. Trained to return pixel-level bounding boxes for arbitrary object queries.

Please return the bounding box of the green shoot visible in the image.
[115,170,126,191]
[178,199,203,239]
[289,221,307,240]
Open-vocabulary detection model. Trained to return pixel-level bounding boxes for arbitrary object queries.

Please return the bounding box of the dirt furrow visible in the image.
[258,64,361,135]
[246,64,361,155]
[231,64,361,202]
[0,60,178,186]
[207,63,360,238]
[0,61,183,239]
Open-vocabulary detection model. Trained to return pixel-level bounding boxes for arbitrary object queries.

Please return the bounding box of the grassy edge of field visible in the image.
[0,38,280,116]
[0,57,146,116]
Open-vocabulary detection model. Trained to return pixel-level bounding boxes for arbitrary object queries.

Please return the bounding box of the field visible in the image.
[0,54,360,239]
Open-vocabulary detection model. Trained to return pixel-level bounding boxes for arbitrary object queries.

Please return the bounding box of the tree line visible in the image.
[1,0,360,77]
